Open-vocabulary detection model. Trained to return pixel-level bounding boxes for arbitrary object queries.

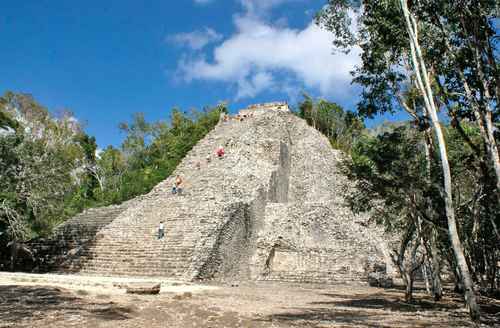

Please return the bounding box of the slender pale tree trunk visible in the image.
[423,130,444,300]
[399,0,480,320]
[429,228,443,300]
[454,15,500,195]
[392,223,414,300]
[485,34,500,107]
[407,231,420,303]
[483,110,500,192]
[471,42,500,194]
[460,76,500,195]
[416,217,431,294]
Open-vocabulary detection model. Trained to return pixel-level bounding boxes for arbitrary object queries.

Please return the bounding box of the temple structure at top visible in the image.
[239,102,290,116]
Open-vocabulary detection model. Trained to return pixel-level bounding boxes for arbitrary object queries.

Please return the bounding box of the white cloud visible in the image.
[194,0,214,4]
[169,27,223,50]
[235,71,275,99]
[174,1,360,100]
[239,0,291,16]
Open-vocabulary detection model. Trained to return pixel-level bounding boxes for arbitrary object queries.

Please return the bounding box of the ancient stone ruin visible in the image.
[30,102,394,283]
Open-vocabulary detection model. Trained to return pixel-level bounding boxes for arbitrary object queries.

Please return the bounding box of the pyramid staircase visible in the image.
[27,105,393,283]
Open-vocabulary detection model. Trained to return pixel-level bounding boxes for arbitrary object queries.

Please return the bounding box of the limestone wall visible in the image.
[30,103,394,283]
[248,111,394,283]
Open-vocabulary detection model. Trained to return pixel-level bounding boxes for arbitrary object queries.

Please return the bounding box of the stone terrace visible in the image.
[29,103,393,283]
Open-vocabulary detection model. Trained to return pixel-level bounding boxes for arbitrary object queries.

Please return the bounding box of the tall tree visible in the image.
[317,0,488,319]
[398,0,479,318]
[0,92,89,263]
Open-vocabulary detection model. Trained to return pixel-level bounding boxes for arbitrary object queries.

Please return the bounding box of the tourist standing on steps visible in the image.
[216,145,225,158]
[158,221,165,240]
[172,175,183,194]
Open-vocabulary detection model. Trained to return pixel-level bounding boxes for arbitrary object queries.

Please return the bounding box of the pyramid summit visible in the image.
[31,103,393,283]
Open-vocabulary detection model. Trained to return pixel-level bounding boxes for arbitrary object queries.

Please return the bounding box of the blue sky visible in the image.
[0,0,405,148]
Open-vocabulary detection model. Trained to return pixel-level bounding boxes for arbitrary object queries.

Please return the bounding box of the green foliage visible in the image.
[319,0,500,298]
[0,92,225,246]
[297,95,364,152]
[348,126,436,227]
[0,110,17,130]
[97,104,223,204]
[348,120,499,288]
[0,93,87,245]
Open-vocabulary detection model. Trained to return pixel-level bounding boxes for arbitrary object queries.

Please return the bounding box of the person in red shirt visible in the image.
[216,145,225,158]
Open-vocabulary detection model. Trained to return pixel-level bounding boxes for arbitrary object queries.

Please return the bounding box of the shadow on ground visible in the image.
[0,285,135,326]
[256,290,499,328]
[315,292,461,312]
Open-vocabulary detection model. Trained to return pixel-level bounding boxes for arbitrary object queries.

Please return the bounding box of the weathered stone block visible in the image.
[125,283,161,295]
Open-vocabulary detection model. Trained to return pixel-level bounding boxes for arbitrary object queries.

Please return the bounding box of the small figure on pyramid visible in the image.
[158,221,165,240]
[216,145,225,158]
[171,175,183,195]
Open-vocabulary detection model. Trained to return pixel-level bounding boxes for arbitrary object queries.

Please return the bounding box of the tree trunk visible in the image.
[429,228,443,301]
[457,16,500,196]
[469,92,500,197]
[488,215,500,241]
[423,122,443,301]
[416,217,431,294]
[454,265,465,294]
[422,262,431,294]
[392,223,414,301]
[399,0,480,320]
[434,11,500,198]
[9,240,17,272]
[406,231,420,303]
[483,110,500,192]
[471,23,500,191]
[405,272,414,302]
[485,32,500,107]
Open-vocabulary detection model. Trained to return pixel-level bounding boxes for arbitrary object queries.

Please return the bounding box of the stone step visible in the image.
[80,250,193,257]
[79,264,189,271]
[79,261,191,268]
[81,264,189,270]
[261,270,366,284]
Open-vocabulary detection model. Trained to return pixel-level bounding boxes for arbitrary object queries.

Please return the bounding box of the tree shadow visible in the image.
[0,285,135,325]
[477,299,500,325]
[255,308,388,327]
[257,288,500,327]
[255,290,481,327]
[315,292,461,312]
[386,284,428,292]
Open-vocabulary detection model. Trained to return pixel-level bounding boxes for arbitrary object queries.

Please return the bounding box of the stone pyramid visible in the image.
[32,103,393,283]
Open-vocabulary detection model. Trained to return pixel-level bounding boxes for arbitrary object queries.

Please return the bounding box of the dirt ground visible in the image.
[0,279,498,328]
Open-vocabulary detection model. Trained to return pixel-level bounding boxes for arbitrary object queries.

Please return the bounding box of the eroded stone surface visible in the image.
[30,103,394,283]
